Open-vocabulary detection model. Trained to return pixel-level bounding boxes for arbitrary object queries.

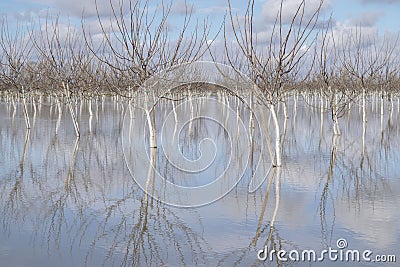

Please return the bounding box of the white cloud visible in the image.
[55,0,117,18]
[198,6,227,15]
[13,11,35,21]
[348,10,384,27]
[19,0,122,18]
[260,0,331,25]
[331,21,379,48]
[170,0,196,15]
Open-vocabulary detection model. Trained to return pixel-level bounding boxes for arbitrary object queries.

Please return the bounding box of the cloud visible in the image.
[170,0,196,15]
[19,0,126,18]
[198,6,227,15]
[331,21,379,49]
[260,0,331,25]
[348,11,384,27]
[13,11,35,21]
[55,0,117,18]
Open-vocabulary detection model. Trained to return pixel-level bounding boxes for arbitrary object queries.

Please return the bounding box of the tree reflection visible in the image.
[0,100,213,266]
[1,93,399,266]
[316,93,399,248]
[2,129,30,236]
[319,134,339,246]
[252,168,288,267]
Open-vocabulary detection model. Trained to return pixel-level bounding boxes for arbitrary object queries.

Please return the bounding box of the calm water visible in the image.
[0,93,399,266]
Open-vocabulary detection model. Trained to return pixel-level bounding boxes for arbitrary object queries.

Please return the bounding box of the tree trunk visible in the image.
[380,91,384,133]
[332,111,340,136]
[63,82,80,137]
[320,89,324,138]
[249,91,255,170]
[56,99,62,135]
[21,88,31,129]
[361,87,367,159]
[270,104,282,167]
[330,87,341,136]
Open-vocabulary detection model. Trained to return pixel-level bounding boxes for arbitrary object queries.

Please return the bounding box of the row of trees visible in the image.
[0,0,398,95]
[0,0,399,161]
[0,0,213,137]
[0,0,214,95]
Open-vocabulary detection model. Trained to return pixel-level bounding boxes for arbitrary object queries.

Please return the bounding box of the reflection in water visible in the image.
[0,93,399,266]
[319,134,339,247]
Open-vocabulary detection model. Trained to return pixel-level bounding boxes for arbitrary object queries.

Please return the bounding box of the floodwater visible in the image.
[0,93,399,266]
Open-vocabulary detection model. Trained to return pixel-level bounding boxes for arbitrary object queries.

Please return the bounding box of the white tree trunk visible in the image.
[128,99,135,145]
[88,99,93,133]
[79,99,83,117]
[330,87,341,136]
[38,95,42,114]
[21,88,31,129]
[32,97,37,128]
[22,93,31,129]
[293,91,298,126]
[257,105,275,163]
[12,96,17,120]
[88,99,93,117]
[332,109,341,136]
[56,100,62,135]
[270,104,282,167]
[224,95,230,128]
[146,109,157,149]
[188,91,194,138]
[362,88,367,158]
[144,92,157,149]
[281,102,288,148]
[172,97,178,123]
[249,91,255,133]
[63,82,80,137]
[380,92,384,133]
[320,89,324,136]
[249,92,255,168]
[390,94,393,122]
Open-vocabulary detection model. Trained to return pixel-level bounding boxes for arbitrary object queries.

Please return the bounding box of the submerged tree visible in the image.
[83,0,212,148]
[313,18,357,136]
[226,0,324,167]
[338,27,398,156]
[90,0,211,88]
[30,16,86,137]
[0,18,36,129]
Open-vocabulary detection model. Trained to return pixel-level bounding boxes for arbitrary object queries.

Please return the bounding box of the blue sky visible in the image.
[1,0,399,27]
[0,0,399,43]
[0,0,400,27]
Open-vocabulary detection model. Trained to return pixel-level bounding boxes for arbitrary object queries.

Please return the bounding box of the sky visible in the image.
[0,0,400,28]
[1,0,399,29]
[0,0,399,52]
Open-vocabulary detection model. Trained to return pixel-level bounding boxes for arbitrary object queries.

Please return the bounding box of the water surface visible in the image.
[0,94,399,266]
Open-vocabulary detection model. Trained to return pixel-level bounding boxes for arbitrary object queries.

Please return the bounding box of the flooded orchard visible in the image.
[1,0,399,265]
[0,90,399,266]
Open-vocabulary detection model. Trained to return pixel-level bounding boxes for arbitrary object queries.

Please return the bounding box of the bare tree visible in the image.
[338,27,398,156]
[30,15,86,137]
[226,0,324,166]
[313,18,359,136]
[0,17,36,129]
[83,0,212,148]
[83,0,211,93]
